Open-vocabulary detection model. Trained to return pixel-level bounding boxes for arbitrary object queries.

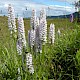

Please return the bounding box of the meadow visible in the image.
[0,16,80,80]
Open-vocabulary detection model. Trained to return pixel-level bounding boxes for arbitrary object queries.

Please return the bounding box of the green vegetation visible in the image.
[0,16,80,80]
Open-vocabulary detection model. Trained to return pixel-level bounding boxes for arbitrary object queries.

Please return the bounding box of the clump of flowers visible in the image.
[28,9,47,53]
[35,17,42,53]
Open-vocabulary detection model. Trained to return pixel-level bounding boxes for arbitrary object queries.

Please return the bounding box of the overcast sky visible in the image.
[0,0,79,17]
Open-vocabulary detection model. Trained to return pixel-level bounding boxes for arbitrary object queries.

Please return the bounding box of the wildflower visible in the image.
[35,17,39,28]
[35,21,42,53]
[17,17,26,55]
[39,19,47,44]
[18,17,26,48]
[40,8,46,20]
[49,23,55,44]
[8,4,17,34]
[17,38,23,55]
[28,29,35,49]
[39,9,47,44]
[26,53,34,74]
[30,9,36,30]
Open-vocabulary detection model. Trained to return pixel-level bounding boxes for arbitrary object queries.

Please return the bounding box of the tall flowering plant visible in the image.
[49,23,55,44]
[30,9,37,30]
[39,9,47,44]
[28,29,35,50]
[28,9,47,53]
[39,19,47,44]
[17,17,27,79]
[17,17,26,55]
[35,17,42,53]
[8,4,17,35]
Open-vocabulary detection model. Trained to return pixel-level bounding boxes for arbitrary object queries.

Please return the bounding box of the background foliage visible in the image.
[0,16,80,80]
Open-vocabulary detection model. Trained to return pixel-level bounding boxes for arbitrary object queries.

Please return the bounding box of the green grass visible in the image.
[0,16,80,80]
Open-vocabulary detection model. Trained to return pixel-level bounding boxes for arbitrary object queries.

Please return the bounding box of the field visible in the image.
[0,16,80,80]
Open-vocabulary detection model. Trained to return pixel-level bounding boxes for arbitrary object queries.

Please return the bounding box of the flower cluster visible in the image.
[17,39,23,55]
[28,9,47,52]
[40,9,46,20]
[35,17,39,28]
[35,22,42,53]
[28,29,35,49]
[17,17,26,55]
[26,53,34,74]
[8,4,17,34]
[39,19,47,43]
[39,9,47,44]
[49,23,55,44]
[30,9,37,30]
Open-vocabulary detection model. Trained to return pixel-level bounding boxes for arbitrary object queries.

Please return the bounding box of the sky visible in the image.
[0,0,79,17]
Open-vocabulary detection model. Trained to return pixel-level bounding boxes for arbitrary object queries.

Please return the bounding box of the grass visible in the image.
[0,16,80,80]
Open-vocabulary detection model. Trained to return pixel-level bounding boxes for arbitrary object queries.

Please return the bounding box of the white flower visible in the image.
[26,53,34,74]
[35,17,39,28]
[17,17,26,55]
[49,23,55,44]
[8,4,17,34]
[18,17,26,48]
[39,19,47,43]
[29,66,34,74]
[17,38,23,55]
[39,9,47,44]
[35,25,42,53]
[30,9,37,30]
[40,8,46,20]
[28,29,35,49]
